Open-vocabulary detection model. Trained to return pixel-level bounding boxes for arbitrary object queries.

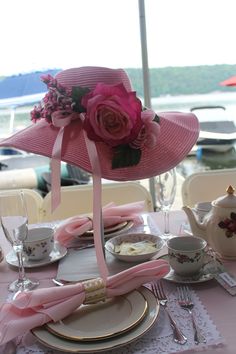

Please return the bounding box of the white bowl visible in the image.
[105,233,164,263]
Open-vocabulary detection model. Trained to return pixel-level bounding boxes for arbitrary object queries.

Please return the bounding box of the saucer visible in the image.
[159,254,220,284]
[6,242,67,268]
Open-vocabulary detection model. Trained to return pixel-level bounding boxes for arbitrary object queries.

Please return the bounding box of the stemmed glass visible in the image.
[0,190,39,292]
[155,168,177,240]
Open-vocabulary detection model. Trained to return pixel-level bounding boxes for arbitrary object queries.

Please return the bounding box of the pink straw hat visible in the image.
[0,66,199,278]
[0,66,199,182]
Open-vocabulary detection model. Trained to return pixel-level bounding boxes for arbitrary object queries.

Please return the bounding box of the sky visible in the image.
[1,0,236,76]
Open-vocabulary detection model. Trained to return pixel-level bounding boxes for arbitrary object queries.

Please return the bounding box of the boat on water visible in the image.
[190,105,236,153]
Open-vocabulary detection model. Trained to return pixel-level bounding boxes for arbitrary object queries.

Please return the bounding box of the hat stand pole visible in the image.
[138,0,157,210]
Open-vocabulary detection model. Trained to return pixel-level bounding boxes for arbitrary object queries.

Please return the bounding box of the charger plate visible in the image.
[79,220,134,240]
[46,290,147,341]
[32,287,159,353]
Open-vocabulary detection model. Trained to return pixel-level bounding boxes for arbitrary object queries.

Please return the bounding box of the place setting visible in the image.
[53,200,146,247]
[0,252,170,351]
[31,286,160,353]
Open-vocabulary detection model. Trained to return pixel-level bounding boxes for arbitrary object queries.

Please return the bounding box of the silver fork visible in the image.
[151,281,187,345]
[177,286,206,345]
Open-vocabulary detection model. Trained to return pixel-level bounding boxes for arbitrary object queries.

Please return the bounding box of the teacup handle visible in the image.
[202,247,219,273]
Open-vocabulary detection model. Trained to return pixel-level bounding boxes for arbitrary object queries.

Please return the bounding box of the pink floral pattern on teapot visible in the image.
[218,212,236,238]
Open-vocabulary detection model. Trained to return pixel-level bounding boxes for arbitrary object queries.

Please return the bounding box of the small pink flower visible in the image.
[82,83,143,147]
[41,74,57,87]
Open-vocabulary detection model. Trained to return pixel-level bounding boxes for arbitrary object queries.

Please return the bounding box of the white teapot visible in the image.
[183,185,236,259]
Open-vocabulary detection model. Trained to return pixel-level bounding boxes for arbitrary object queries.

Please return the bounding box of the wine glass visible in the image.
[155,168,177,240]
[0,190,39,292]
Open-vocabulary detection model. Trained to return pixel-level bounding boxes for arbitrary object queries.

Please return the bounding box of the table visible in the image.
[0,210,235,354]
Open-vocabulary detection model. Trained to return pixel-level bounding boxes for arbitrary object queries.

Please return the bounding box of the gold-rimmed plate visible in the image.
[32,287,159,353]
[79,220,134,240]
[46,289,147,341]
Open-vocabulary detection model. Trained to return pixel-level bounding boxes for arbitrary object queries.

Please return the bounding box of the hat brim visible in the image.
[0,111,199,181]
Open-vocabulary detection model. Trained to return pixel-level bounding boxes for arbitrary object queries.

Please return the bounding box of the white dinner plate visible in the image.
[46,290,147,341]
[32,287,159,353]
[79,220,134,241]
[160,254,220,284]
[6,242,67,268]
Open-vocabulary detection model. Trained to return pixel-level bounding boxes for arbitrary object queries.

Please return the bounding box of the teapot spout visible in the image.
[182,206,207,240]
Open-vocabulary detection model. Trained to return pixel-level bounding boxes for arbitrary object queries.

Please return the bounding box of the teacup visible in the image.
[167,236,208,276]
[194,201,212,222]
[24,227,54,261]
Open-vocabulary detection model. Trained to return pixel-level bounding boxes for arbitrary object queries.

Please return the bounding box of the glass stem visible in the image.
[164,210,170,235]
[14,246,26,282]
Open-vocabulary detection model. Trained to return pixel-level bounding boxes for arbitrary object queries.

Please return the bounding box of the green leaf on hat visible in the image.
[72,86,90,113]
[153,114,160,123]
[112,145,141,169]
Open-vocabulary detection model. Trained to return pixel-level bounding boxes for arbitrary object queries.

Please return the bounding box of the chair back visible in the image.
[182,168,236,207]
[41,181,154,221]
[0,188,43,224]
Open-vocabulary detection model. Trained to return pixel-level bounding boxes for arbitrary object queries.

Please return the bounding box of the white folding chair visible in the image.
[0,188,43,224]
[181,168,236,207]
[40,181,154,222]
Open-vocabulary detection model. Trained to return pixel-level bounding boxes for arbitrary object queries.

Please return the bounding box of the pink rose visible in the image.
[131,110,160,149]
[141,110,160,148]
[82,83,143,147]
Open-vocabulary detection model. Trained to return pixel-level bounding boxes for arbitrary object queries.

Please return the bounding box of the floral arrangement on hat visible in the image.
[31,74,160,169]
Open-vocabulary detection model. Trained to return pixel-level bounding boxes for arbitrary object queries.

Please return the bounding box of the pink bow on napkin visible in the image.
[55,201,145,246]
[0,259,169,345]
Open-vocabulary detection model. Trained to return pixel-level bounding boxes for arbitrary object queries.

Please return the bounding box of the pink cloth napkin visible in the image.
[55,201,145,246]
[0,259,169,345]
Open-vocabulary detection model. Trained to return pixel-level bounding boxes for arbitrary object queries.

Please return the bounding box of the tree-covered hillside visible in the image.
[126,64,236,97]
[1,64,236,100]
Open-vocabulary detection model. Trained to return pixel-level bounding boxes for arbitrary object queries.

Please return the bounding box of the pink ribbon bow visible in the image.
[55,201,145,246]
[0,259,170,345]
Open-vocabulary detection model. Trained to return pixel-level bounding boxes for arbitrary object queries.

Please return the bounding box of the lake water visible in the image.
[1,91,236,177]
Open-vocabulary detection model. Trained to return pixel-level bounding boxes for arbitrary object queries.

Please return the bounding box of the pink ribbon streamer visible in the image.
[51,112,108,279]
[83,129,108,279]
[51,114,77,211]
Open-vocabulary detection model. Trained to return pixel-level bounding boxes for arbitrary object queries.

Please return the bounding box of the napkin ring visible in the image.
[82,277,106,304]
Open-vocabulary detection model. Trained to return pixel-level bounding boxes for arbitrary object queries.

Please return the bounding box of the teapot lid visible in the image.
[214,185,236,208]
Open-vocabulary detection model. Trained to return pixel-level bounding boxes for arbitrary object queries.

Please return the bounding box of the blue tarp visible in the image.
[0,69,60,99]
